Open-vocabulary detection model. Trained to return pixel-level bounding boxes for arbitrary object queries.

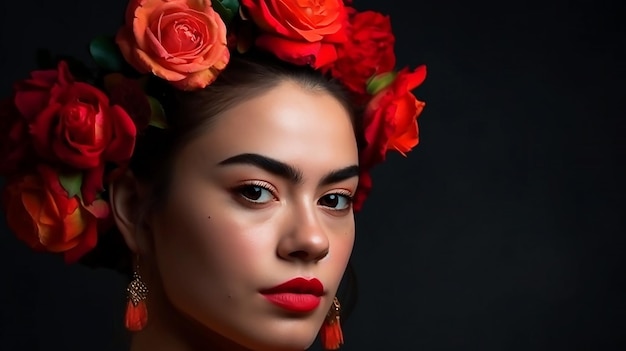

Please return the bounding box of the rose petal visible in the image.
[135,1,190,50]
[14,89,52,121]
[102,105,136,163]
[81,163,106,205]
[63,218,98,264]
[389,100,424,154]
[135,48,188,81]
[256,34,323,66]
[27,102,58,156]
[28,70,59,87]
[158,11,215,56]
[361,102,397,168]
[398,65,427,91]
[4,181,42,250]
[173,65,221,90]
[242,0,286,33]
[311,43,339,68]
[84,199,110,219]
[62,206,88,242]
[56,61,74,86]
[116,28,150,74]
[52,136,103,170]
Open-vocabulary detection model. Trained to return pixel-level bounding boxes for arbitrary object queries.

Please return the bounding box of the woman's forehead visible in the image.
[182,82,359,172]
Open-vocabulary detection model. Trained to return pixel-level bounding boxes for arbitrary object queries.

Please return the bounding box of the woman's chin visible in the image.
[209,319,320,351]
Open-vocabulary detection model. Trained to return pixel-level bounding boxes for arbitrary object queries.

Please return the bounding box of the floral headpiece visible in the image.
[0,0,426,264]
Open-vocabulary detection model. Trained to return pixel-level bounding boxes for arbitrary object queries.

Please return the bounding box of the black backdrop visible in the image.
[1,1,625,350]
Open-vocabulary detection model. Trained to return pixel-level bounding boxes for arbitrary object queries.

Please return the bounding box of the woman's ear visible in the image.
[109,171,151,255]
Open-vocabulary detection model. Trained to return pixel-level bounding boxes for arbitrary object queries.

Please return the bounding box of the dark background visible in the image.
[1,0,625,350]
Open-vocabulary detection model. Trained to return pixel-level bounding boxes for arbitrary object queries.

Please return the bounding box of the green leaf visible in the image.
[212,0,239,24]
[366,72,398,95]
[58,172,83,199]
[147,96,168,129]
[220,0,240,14]
[89,36,124,72]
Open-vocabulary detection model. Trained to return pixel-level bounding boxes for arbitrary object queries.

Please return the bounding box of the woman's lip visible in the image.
[261,293,322,313]
[259,277,325,312]
[259,277,324,295]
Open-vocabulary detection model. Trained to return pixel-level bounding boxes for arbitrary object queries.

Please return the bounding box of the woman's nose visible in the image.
[277,207,330,263]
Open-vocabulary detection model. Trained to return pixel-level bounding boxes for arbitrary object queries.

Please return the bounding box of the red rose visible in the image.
[14,61,137,204]
[353,66,426,211]
[327,9,396,95]
[2,165,110,263]
[241,0,348,68]
[360,66,427,170]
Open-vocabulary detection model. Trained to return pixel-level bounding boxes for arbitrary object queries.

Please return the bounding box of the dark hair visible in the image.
[79,51,360,275]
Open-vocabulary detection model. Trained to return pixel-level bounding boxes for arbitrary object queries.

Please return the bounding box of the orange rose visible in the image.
[360,66,427,169]
[241,0,348,68]
[116,0,230,90]
[2,166,110,263]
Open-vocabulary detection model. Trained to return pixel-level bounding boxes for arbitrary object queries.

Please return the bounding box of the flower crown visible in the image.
[0,0,426,264]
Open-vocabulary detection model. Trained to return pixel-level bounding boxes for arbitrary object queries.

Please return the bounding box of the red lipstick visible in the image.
[260,277,324,313]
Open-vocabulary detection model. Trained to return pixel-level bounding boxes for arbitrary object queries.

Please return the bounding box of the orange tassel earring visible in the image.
[124,267,149,331]
[320,297,344,350]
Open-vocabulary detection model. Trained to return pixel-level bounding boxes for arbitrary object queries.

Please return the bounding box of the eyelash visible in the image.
[319,190,354,212]
[232,181,354,211]
[233,181,278,204]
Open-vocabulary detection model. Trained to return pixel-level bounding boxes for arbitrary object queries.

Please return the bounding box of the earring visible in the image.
[320,297,344,350]
[124,264,149,331]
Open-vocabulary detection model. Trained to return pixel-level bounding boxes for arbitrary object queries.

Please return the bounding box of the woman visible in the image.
[0,0,426,350]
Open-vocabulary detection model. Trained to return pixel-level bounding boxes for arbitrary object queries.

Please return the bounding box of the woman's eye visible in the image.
[318,193,352,210]
[237,185,275,204]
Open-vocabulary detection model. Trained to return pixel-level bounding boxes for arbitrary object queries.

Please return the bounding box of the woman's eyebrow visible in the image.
[218,153,302,183]
[319,165,359,186]
[217,153,358,185]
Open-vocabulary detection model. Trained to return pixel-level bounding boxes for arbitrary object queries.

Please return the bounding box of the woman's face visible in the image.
[147,81,358,350]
